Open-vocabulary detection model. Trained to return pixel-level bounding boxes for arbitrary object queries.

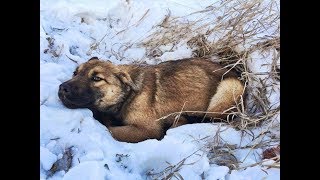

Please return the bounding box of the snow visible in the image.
[205,165,229,180]
[63,161,107,180]
[40,146,58,171]
[40,0,279,179]
[228,166,280,180]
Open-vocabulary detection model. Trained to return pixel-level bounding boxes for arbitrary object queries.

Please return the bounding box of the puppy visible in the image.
[58,57,244,143]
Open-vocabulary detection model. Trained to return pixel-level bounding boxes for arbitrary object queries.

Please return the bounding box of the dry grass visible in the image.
[143,0,280,129]
[144,0,279,178]
[48,147,73,177]
[146,145,206,180]
[206,125,239,171]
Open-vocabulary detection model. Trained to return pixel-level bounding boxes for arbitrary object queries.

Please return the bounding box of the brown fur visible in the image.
[58,57,244,143]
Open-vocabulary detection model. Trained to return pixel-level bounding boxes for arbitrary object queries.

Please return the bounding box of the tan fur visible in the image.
[93,81,106,87]
[88,66,105,76]
[77,64,84,72]
[206,78,244,119]
[94,82,125,110]
[60,57,245,143]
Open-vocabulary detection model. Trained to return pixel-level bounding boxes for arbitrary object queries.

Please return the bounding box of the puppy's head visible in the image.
[58,57,138,111]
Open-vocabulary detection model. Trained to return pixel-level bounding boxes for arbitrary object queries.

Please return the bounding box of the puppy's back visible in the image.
[147,58,240,114]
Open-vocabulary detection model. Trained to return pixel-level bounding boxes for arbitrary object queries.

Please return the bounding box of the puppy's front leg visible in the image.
[108,125,163,143]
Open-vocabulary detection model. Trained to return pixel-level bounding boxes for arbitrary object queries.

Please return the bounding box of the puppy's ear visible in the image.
[88,57,99,61]
[116,72,139,92]
[88,57,112,63]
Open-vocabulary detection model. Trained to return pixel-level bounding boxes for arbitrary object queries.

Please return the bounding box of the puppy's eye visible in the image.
[73,71,77,76]
[92,76,102,81]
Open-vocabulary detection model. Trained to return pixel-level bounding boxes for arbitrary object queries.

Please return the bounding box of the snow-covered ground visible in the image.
[40,0,280,179]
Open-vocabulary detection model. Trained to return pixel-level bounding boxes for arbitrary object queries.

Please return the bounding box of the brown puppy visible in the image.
[58,57,244,143]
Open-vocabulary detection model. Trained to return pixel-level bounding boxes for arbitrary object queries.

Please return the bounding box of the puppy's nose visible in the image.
[59,83,71,94]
